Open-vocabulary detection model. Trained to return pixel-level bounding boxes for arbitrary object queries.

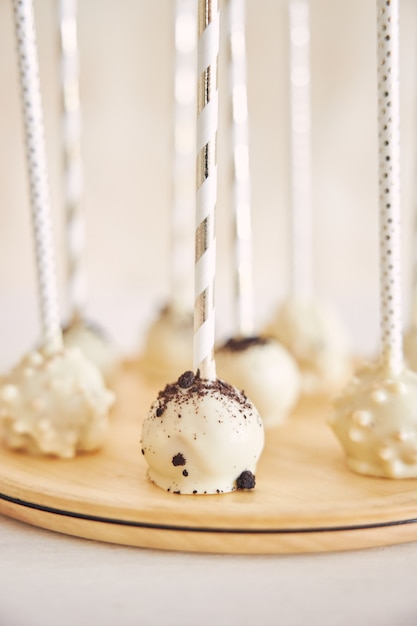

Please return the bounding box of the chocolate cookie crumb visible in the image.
[172,453,186,466]
[236,470,256,490]
[220,336,269,352]
[178,370,195,388]
[156,406,164,417]
[141,448,145,455]
[182,469,188,477]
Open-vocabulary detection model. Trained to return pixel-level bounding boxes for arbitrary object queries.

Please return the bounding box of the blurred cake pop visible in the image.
[0,0,114,458]
[0,347,114,458]
[216,336,300,427]
[266,297,352,395]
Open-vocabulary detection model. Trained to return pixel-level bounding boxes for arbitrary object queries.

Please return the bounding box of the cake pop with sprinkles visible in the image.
[329,0,417,478]
[141,0,264,494]
[0,0,114,459]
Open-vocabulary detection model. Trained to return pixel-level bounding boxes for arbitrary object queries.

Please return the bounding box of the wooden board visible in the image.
[1,361,417,554]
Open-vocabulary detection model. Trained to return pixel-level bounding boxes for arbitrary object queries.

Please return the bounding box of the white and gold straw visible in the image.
[13,0,63,354]
[170,0,197,311]
[377,0,403,374]
[58,0,87,320]
[288,0,313,298]
[227,0,254,337]
[194,0,219,379]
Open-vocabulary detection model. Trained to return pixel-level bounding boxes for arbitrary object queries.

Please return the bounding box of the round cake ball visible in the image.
[141,304,193,381]
[63,318,119,386]
[141,370,265,494]
[265,297,352,395]
[215,336,301,427]
[328,363,417,478]
[0,347,115,458]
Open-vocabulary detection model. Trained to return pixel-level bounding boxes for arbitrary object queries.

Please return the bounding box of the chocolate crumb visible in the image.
[220,335,269,352]
[193,490,197,494]
[173,490,181,494]
[182,469,188,477]
[236,470,256,490]
[156,406,164,417]
[172,453,186,466]
[141,448,145,455]
[178,370,195,388]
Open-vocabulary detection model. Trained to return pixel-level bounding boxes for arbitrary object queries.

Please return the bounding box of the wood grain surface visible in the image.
[1,361,417,554]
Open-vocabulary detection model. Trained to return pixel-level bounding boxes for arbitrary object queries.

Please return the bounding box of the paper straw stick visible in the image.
[194,0,219,379]
[377,0,403,374]
[58,0,87,320]
[227,0,254,337]
[288,0,314,298]
[170,0,196,311]
[13,0,63,354]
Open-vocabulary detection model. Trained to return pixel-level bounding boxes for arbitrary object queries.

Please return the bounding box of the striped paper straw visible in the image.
[13,0,63,354]
[288,0,314,298]
[227,0,254,337]
[377,0,403,374]
[58,0,87,320]
[194,0,219,379]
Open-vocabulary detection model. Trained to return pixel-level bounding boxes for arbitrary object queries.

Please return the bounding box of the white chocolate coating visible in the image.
[265,298,352,395]
[63,319,119,386]
[328,363,417,478]
[141,371,264,494]
[0,347,114,458]
[215,337,301,427]
[141,305,193,381]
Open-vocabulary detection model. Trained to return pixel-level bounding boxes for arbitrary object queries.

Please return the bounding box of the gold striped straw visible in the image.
[194,0,219,379]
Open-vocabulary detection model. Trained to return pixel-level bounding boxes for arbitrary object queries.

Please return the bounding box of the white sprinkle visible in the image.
[351,410,373,427]
[371,389,387,404]
[0,384,19,403]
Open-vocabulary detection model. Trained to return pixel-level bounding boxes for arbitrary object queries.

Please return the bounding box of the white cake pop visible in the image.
[330,0,414,478]
[265,298,352,395]
[63,317,119,386]
[141,304,193,380]
[0,347,114,458]
[141,370,264,494]
[216,336,300,427]
[328,363,417,478]
[7,0,114,459]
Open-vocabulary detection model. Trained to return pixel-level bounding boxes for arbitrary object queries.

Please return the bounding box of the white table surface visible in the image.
[1,511,417,626]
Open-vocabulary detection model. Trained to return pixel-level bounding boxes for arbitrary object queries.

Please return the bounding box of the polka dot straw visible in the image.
[377,0,403,374]
[13,0,63,354]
